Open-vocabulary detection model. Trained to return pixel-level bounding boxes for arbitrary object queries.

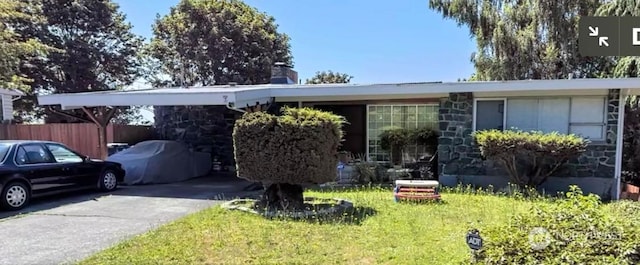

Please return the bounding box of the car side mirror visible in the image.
[83,156,91,162]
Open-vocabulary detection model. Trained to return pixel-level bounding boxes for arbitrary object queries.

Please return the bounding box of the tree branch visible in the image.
[47,106,93,123]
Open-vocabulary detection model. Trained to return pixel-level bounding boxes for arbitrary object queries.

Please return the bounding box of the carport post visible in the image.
[81,107,117,159]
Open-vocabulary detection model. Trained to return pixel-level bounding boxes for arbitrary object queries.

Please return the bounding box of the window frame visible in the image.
[472,98,507,131]
[568,97,607,141]
[13,143,56,166]
[365,103,439,163]
[472,96,608,142]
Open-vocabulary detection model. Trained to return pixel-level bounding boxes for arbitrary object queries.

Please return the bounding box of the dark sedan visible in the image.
[0,140,125,211]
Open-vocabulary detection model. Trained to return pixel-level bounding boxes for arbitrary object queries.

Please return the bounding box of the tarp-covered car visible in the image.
[106,140,211,185]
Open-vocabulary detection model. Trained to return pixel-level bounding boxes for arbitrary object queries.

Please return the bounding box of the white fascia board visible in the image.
[234,89,273,108]
[444,78,640,92]
[38,90,239,107]
[270,78,640,100]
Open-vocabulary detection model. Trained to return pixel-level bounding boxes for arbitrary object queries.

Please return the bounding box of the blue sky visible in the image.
[114,0,477,84]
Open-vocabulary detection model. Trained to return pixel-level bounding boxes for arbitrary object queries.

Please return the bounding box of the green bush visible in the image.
[410,126,439,150]
[474,186,640,264]
[473,129,588,187]
[232,107,345,184]
[379,127,412,165]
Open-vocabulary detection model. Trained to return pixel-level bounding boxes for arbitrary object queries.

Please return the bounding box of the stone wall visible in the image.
[437,92,485,175]
[438,89,620,179]
[153,105,241,169]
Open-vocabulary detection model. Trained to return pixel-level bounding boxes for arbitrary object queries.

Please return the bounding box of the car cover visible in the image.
[106,140,212,185]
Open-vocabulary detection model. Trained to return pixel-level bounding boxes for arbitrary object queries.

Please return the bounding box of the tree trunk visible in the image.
[392,146,403,166]
[96,124,108,159]
[255,183,305,211]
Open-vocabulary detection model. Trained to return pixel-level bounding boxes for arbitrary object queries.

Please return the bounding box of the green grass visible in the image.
[79,187,546,265]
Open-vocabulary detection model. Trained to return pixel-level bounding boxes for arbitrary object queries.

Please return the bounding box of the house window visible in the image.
[474,99,506,131]
[367,104,438,162]
[474,97,607,141]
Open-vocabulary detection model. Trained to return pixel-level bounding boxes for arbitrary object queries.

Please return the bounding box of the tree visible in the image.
[13,0,143,124]
[428,0,612,81]
[0,0,55,92]
[233,107,344,211]
[305,70,353,84]
[146,0,292,86]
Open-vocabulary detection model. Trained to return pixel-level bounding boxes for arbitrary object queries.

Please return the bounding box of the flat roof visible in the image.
[36,78,640,109]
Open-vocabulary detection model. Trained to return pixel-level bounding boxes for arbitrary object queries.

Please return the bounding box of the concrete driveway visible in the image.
[0,176,255,265]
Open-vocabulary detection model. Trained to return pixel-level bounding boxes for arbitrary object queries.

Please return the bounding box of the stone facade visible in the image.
[438,89,620,179]
[153,105,241,169]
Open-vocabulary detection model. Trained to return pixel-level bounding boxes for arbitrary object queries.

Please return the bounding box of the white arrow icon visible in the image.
[589,26,599,36]
[599,36,609,47]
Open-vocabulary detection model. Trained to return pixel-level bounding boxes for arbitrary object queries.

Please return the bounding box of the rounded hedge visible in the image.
[232,107,345,184]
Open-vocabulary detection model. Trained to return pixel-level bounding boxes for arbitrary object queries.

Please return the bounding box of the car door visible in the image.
[14,143,69,195]
[45,143,99,187]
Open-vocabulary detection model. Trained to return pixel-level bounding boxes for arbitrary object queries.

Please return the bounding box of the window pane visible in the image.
[538,98,569,134]
[570,125,605,140]
[571,97,605,123]
[506,99,537,131]
[21,144,54,164]
[476,100,505,131]
[47,144,84,163]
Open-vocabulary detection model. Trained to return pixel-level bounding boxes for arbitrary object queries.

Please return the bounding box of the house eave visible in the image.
[36,78,640,109]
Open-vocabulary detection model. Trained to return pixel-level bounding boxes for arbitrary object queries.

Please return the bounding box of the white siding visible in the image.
[1,94,13,121]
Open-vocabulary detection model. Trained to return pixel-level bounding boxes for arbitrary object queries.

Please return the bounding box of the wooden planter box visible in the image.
[620,183,640,201]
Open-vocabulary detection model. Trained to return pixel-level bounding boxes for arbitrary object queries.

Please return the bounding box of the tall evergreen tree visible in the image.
[145,0,292,87]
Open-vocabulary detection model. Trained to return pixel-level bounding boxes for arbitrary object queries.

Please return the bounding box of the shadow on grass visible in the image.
[278,206,378,225]
[222,197,378,225]
[394,199,448,205]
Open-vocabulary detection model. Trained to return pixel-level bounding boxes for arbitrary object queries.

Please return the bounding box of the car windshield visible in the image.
[0,143,12,163]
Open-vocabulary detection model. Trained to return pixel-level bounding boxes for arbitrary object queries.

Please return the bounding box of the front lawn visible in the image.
[79,186,546,265]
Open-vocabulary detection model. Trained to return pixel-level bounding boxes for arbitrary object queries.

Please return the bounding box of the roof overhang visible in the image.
[36,78,640,109]
[37,86,273,110]
[0,88,25,97]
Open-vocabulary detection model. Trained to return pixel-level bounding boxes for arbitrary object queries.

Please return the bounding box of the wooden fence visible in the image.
[0,123,153,158]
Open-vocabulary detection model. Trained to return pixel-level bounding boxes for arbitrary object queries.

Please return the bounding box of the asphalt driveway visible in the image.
[0,176,255,265]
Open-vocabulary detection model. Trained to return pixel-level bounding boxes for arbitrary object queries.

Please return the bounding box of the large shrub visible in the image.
[473,130,588,188]
[233,107,345,185]
[474,186,640,264]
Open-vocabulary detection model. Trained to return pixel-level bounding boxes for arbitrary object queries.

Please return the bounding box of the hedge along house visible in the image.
[36,64,640,200]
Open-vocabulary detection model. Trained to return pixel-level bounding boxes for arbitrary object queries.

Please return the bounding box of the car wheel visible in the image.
[1,182,30,211]
[98,170,118,192]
